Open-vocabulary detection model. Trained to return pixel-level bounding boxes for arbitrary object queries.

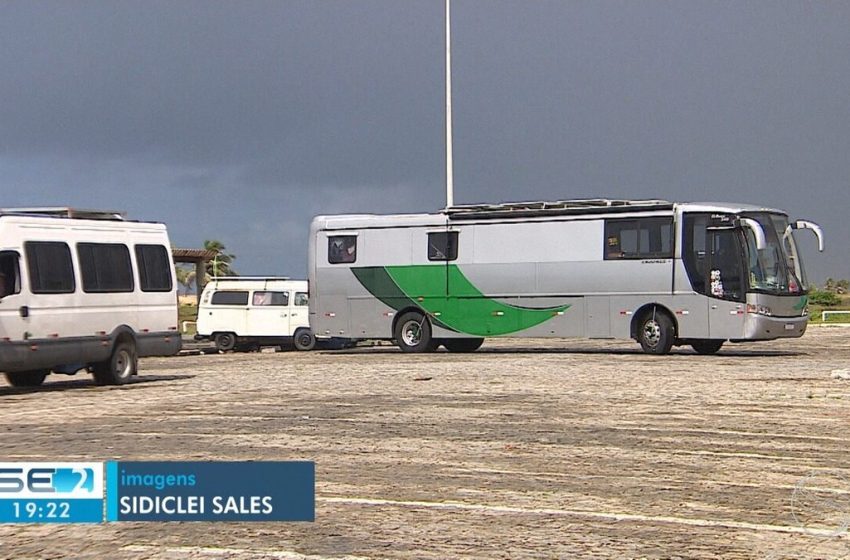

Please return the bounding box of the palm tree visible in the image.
[204,240,237,278]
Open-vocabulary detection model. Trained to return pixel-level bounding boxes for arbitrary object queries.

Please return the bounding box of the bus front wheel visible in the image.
[442,338,484,353]
[5,369,49,387]
[690,339,724,355]
[394,311,438,353]
[638,311,675,355]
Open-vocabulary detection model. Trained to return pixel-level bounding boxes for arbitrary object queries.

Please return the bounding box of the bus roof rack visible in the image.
[444,198,674,219]
[0,207,126,221]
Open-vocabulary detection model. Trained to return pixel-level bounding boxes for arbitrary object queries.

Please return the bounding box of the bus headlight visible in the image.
[746,304,773,316]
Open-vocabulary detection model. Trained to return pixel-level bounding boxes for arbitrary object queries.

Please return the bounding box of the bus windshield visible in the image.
[742,213,806,295]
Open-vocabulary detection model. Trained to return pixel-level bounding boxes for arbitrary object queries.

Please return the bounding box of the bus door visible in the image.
[706,227,746,338]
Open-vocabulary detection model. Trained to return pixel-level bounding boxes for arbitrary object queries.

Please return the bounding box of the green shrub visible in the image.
[809,289,841,306]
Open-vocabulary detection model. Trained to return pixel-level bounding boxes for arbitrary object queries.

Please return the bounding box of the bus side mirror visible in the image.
[739,218,767,251]
[793,220,824,252]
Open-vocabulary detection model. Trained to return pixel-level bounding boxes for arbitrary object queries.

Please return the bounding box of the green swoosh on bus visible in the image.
[352,265,569,336]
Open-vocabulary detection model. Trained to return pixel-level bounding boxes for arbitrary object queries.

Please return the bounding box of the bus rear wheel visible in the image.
[92,340,137,385]
[5,369,49,387]
[638,311,675,355]
[691,339,724,355]
[394,311,438,353]
[442,338,484,353]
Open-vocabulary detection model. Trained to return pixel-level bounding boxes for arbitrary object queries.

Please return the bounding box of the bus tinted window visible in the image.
[78,243,134,293]
[328,236,357,264]
[605,218,673,260]
[135,245,173,292]
[428,231,458,261]
[25,241,75,294]
[211,291,249,305]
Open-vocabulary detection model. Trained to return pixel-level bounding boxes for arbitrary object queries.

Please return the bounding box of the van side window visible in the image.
[211,291,249,305]
[0,251,21,298]
[25,241,75,294]
[294,292,309,306]
[328,236,357,264]
[428,231,458,261]
[604,218,673,260]
[135,244,173,292]
[252,291,288,306]
[77,243,134,293]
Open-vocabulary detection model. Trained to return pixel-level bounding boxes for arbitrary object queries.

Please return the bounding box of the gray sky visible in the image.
[1,1,847,282]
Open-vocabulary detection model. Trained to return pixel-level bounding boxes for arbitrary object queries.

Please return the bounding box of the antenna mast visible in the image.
[445,0,454,209]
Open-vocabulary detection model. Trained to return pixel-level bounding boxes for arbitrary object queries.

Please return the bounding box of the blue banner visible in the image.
[105,461,315,522]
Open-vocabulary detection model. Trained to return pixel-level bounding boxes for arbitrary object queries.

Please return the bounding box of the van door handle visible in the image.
[19,306,29,318]
[711,305,718,310]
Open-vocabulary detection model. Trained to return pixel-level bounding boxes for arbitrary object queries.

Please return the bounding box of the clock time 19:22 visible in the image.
[12,501,71,519]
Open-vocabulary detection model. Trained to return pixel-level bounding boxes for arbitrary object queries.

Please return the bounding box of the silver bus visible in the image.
[308,199,823,354]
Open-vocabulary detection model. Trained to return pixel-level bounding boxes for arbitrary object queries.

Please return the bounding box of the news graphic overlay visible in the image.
[0,462,104,523]
[106,461,314,521]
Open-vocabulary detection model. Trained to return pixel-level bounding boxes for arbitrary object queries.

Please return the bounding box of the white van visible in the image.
[0,208,181,387]
[195,278,314,351]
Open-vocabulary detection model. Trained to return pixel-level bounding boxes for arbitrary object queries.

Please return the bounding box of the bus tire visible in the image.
[92,340,137,385]
[443,338,484,353]
[294,329,316,351]
[638,310,675,355]
[394,311,437,353]
[691,339,724,355]
[214,332,237,352]
[5,369,49,387]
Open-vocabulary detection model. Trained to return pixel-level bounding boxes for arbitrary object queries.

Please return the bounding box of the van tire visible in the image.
[294,329,316,351]
[92,341,137,385]
[443,338,484,353]
[637,310,675,355]
[394,311,438,353]
[214,332,237,352]
[5,369,49,387]
[691,339,724,355]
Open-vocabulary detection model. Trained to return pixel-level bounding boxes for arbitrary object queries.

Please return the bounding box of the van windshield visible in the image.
[742,213,806,294]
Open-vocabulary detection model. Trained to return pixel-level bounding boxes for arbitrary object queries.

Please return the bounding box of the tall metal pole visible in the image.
[445,0,454,209]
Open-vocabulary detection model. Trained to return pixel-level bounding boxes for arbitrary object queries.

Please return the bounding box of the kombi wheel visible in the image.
[394,311,438,353]
[293,329,316,351]
[92,340,137,385]
[442,338,484,353]
[637,310,675,355]
[4,369,49,387]
[214,332,237,352]
[691,339,724,355]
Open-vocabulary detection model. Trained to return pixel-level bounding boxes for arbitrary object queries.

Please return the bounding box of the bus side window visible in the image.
[428,231,458,261]
[0,251,21,299]
[328,236,357,264]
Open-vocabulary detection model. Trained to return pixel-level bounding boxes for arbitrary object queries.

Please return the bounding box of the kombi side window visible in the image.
[605,218,673,260]
[294,292,309,306]
[135,244,173,292]
[428,231,458,261]
[0,251,21,298]
[25,241,75,294]
[211,291,249,305]
[328,235,357,264]
[78,243,134,293]
[252,291,288,306]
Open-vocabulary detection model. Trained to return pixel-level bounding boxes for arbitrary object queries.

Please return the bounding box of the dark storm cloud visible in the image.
[0,1,848,280]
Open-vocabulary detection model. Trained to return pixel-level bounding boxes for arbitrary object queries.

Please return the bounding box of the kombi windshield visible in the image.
[742,213,807,294]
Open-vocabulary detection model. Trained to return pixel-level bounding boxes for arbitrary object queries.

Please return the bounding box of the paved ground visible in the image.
[2,327,850,559]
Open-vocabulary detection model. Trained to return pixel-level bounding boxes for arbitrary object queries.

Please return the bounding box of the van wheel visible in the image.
[92,341,137,385]
[5,370,49,387]
[294,329,316,351]
[443,338,484,353]
[638,310,675,355]
[691,339,724,355]
[214,332,237,352]
[394,311,438,353]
